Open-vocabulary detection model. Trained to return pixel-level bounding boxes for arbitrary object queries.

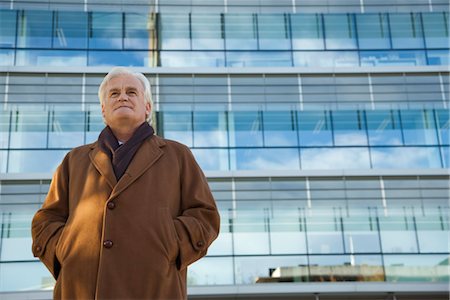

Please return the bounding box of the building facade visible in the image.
[0,0,449,299]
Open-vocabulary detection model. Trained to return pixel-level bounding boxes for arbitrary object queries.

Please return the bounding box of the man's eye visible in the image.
[128,91,137,95]
[110,92,119,97]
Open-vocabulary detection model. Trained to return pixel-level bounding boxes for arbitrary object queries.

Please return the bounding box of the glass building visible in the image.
[0,0,449,299]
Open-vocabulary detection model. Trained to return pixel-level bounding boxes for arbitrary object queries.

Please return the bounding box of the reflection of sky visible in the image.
[371,147,442,169]
[301,148,370,170]
[231,148,300,170]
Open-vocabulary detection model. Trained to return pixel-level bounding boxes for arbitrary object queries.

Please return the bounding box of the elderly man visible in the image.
[31,67,220,299]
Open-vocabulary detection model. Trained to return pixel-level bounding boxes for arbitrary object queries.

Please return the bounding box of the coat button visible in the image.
[35,246,42,252]
[103,240,113,248]
[196,241,204,248]
[107,201,116,209]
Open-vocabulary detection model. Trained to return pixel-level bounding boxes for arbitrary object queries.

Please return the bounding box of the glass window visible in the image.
[436,109,449,145]
[379,215,419,253]
[206,208,232,255]
[193,75,228,104]
[0,150,6,173]
[191,14,223,50]
[0,111,10,148]
[124,13,152,50]
[360,50,427,67]
[191,149,229,171]
[258,14,290,50]
[343,216,381,253]
[422,12,449,49]
[230,148,300,170]
[324,14,357,50]
[264,75,299,104]
[17,10,53,48]
[416,213,449,253]
[54,11,88,48]
[384,254,449,282]
[160,51,225,67]
[225,14,257,50]
[16,50,87,67]
[366,110,403,145]
[356,13,391,49]
[193,111,227,147]
[159,14,190,50]
[301,147,371,170]
[307,215,344,254]
[400,110,438,145]
[161,111,193,147]
[270,204,307,254]
[48,111,85,148]
[234,255,308,284]
[294,51,359,67]
[233,205,270,255]
[0,261,54,292]
[298,111,333,146]
[90,12,123,49]
[0,10,17,48]
[188,257,234,285]
[442,147,449,168]
[371,146,442,169]
[226,51,292,67]
[291,14,324,50]
[263,111,298,147]
[88,50,149,67]
[0,49,14,66]
[10,110,48,148]
[8,150,68,173]
[332,110,368,146]
[389,13,425,49]
[229,112,263,147]
[86,109,103,143]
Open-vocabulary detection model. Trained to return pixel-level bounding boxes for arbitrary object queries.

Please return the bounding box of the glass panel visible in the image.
[298,111,333,146]
[436,109,449,145]
[206,208,232,255]
[270,205,307,254]
[0,110,10,148]
[230,148,300,170]
[16,50,87,66]
[258,14,290,50]
[191,14,223,50]
[301,147,371,170]
[48,111,85,148]
[372,147,442,169]
[159,14,190,50]
[161,111,193,147]
[0,150,6,172]
[291,14,324,50]
[160,51,225,67]
[366,110,403,145]
[188,257,234,285]
[307,215,344,254]
[193,111,227,147]
[225,14,257,50]
[234,255,308,284]
[416,212,450,253]
[389,13,425,49]
[226,51,292,67]
[332,110,368,146]
[1,212,35,261]
[0,10,17,48]
[10,110,48,148]
[8,150,67,173]
[379,214,419,253]
[263,111,298,147]
[384,254,450,282]
[324,14,357,49]
[427,50,450,66]
[54,11,88,48]
[86,109,103,143]
[124,13,152,50]
[0,49,14,66]
[360,50,427,67]
[0,262,54,292]
[191,149,229,171]
[294,51,359,67]
[422,12,449,49]
[17,10,53,48]
[401,110,438,145]
[343,216,381,253]
[90,12,123,49]
[233,205,270,255]
[356,13,391,49]
[229,112,263,147]
[88,50,149,66]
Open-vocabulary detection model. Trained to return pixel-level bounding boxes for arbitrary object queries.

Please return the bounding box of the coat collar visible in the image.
[89,135,166,200]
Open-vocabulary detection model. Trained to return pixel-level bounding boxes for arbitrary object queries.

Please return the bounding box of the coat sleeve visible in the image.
[173,146,220,270]
[31,154,70,279]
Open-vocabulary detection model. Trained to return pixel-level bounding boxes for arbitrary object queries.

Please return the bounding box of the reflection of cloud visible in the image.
[36,55,86,67]
[192,149,228,171]
[161,51,224,67]
[194,132,227,147]
[334,133,368,145]
[301,148,370,170]
[235,149,300,170]
[371,147,441,168]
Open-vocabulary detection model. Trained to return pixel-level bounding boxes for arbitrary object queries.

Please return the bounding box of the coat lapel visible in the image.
[89,144,117,189]
[109,136,164,200]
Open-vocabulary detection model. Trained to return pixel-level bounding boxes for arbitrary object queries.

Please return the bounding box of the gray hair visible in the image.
[98,67,153,124]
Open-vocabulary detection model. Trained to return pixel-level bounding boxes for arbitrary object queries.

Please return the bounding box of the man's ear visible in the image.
[101,103,106,118]
[145,102,151,116]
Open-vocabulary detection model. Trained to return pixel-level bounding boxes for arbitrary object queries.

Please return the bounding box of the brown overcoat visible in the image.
[31,135,220,300]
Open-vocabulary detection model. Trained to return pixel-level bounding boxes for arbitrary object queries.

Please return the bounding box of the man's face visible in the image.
[102,74,150,130]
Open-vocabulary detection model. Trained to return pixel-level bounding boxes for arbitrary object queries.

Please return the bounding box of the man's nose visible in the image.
[118,91,129,101]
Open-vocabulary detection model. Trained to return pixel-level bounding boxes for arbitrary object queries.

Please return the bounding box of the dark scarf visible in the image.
[98,122,154,180]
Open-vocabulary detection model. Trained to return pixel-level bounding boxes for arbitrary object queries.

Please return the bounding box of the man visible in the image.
[31,67,220,299]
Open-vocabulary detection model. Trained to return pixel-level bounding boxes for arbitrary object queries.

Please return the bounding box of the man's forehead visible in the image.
[107,75,144,90]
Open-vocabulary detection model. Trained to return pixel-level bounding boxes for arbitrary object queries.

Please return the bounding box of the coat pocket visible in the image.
[160,208,180,264]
